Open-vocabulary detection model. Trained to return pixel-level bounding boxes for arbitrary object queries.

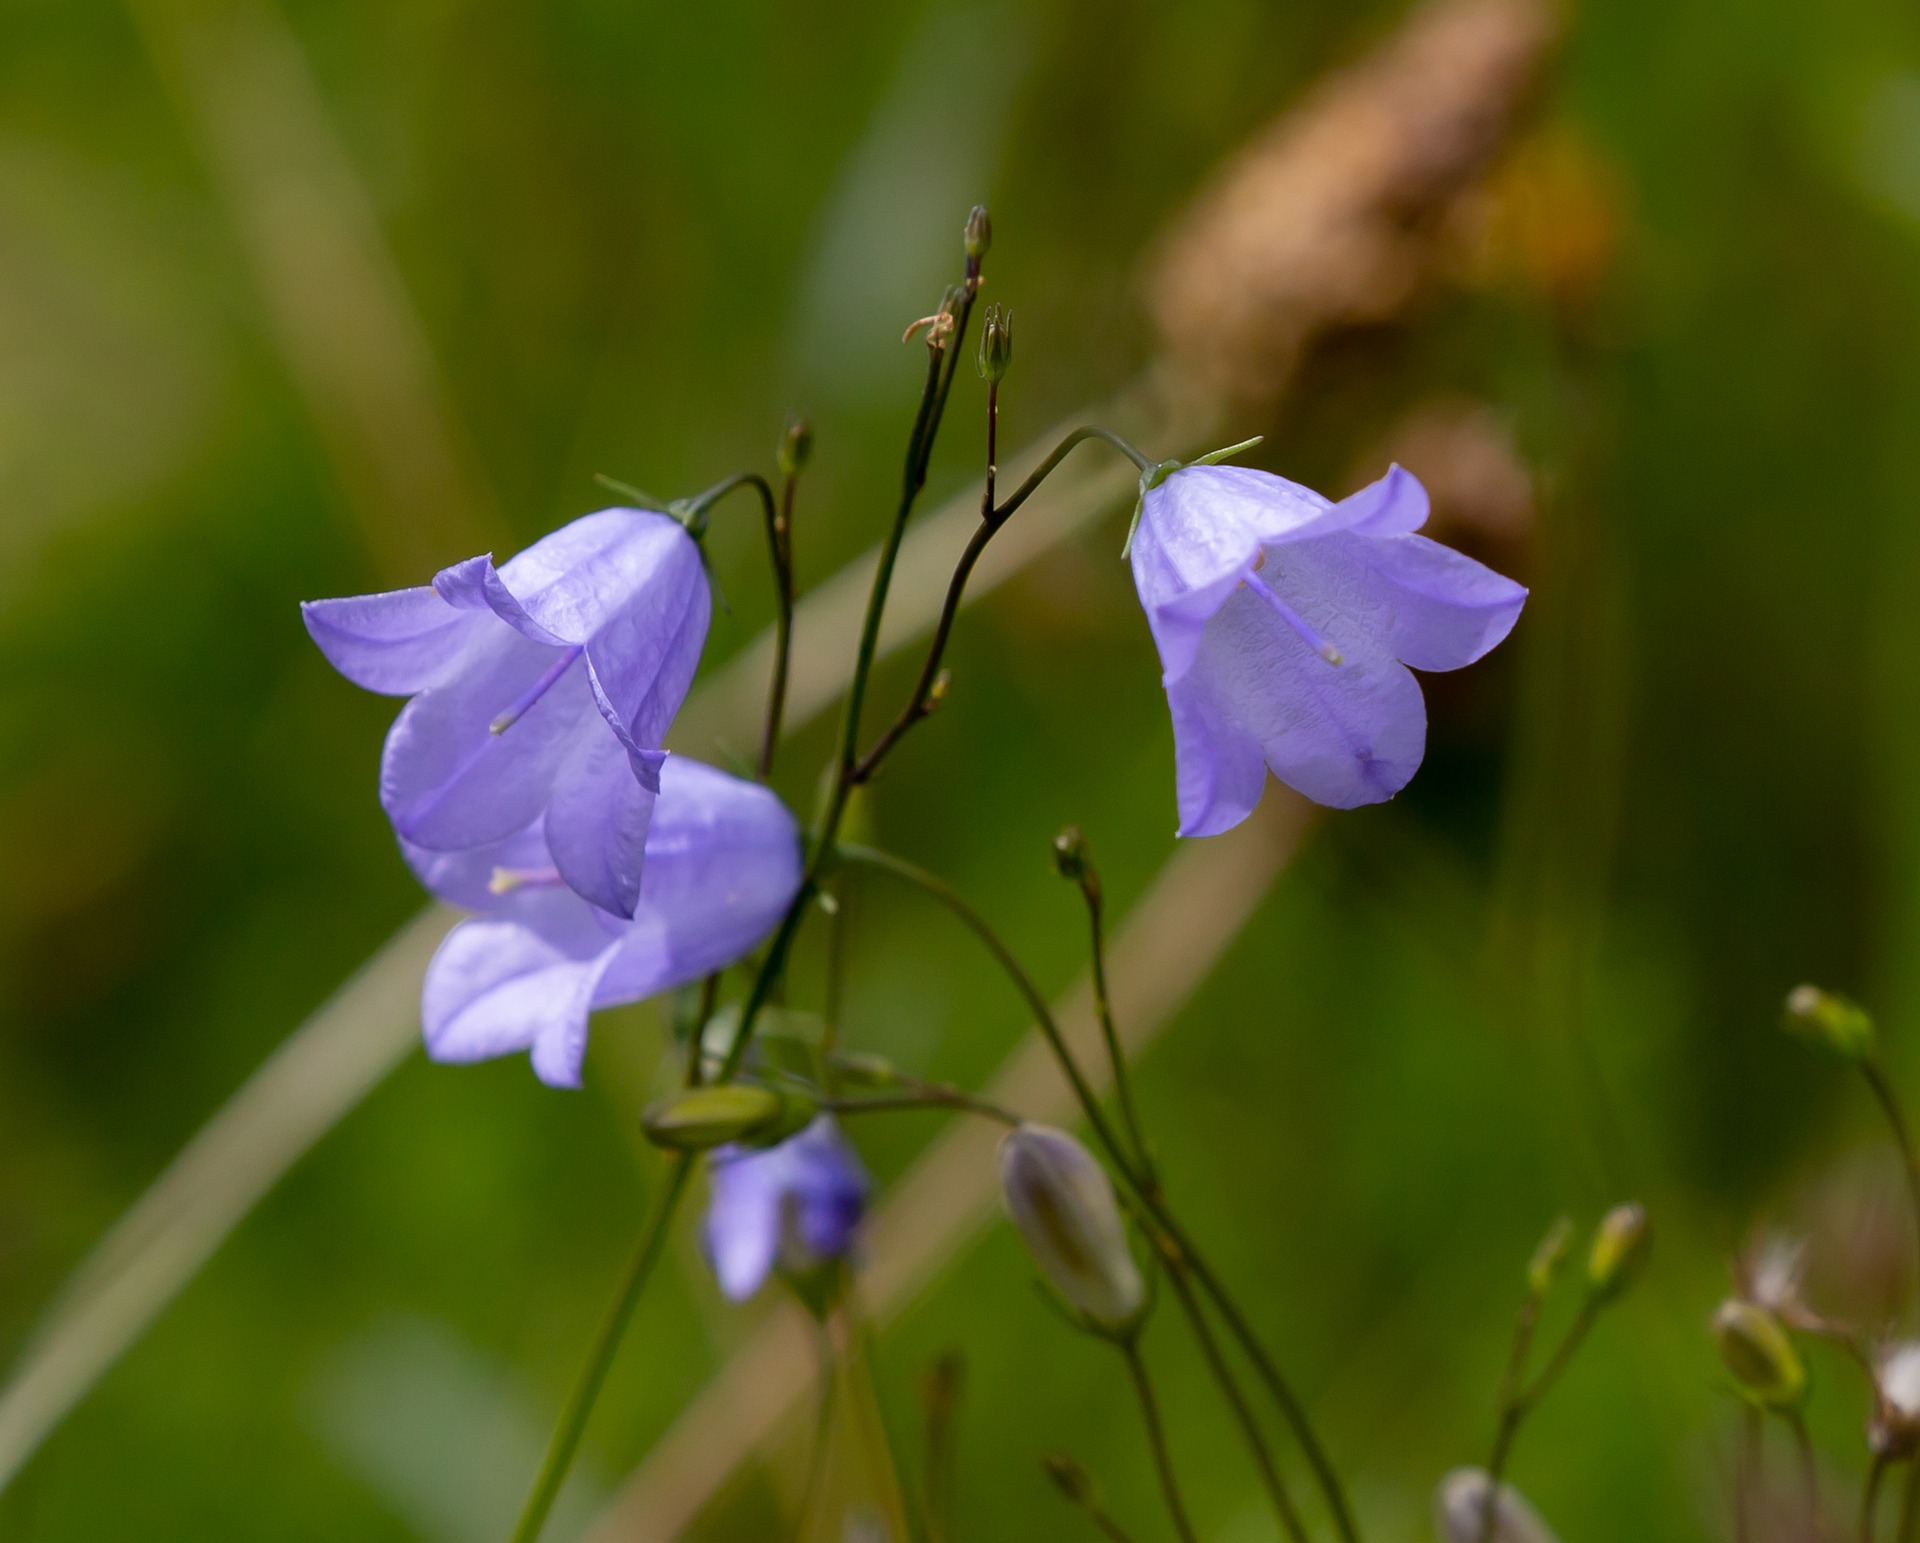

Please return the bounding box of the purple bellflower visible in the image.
[704,1116,869,1301]
[407,755,802,1088]
[1129,462,1527,834]
[303,508,710,918]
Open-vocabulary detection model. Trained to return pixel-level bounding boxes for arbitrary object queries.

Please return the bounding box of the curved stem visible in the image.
[1896,1456,1919,1543]
[1736,1406,1760,1543]
[1163,1260,1307,1543]
[759,470,798,780]
[1478,1292,1545,1543]
[823,1090,1020,1127]
[1121,1341,1197,1543]
[1866,1451,1891,1543]
[508,1156,695,1543]
[1862,1061,1920,1299]
[1069,850,1153,1186]
[1784,1407,1820,1541]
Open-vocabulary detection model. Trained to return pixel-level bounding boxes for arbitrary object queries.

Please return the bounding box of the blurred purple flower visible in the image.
[303,508,710,917]
[1129,462,1526,834]
[704,1117,869,1301]
[407,756,801,1088]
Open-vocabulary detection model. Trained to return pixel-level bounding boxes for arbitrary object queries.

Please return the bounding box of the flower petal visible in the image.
[301,586,488,695]
[543,728,661,919]
[380,627,597,849]
[1169,585,1426,823]
[580,528,711,754]
[421,910,615,1087]
[400,822,552,911]
[433,554,566,646]
[1347,532,1526,671]
[1328,462,1429,536]
[704,1152,783,1301]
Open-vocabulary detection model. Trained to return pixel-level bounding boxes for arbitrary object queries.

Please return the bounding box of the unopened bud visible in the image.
[1526,1215,1575,1298]
[1041,1452,1094,1504]
[1783,983,1876,1061]
[828,1050,899,1090]
[641,1084,782,1150]
[1713,1298,1806,1409]
[1434,1468,1561,1543]
[742,1086,821,1149]
[778,415,813,479]
[977,303,1013,383]
[1052,826,1089,882]
[964,204,992,262]
[927,669,952,708]
[1586,1202,1649,1301]
[1000,1124,1144,1333]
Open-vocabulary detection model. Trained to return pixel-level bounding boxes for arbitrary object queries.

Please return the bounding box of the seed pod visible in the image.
[1713,1299,1807,1409]
[977,303,1013,383]
[777,415,813,479]
[1783,983,1876,1061]
[964,205,992,261]
[1434,1468,1562,1543]
[999,1124,1144,1333]
[641,1084,782,1150]
[1586,1203,1649,1301]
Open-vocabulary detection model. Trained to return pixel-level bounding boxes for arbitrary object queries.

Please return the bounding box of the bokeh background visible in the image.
[6,0,1920,1537]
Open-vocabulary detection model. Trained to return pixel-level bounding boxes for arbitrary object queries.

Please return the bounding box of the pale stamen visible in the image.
[1243,571,1342,664]
[490,645,584,734]
[488,865,565,896]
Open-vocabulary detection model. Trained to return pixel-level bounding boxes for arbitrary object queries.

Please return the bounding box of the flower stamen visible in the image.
[491,645,584,734]
[488,865,565,895]
[1243,571,1342,664]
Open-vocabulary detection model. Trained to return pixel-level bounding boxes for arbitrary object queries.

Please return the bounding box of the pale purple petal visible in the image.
[421,909,617,1088]
[379,627,598,850]
[704,1157,783,1301]
[400,822,552,911]
[301,587,489,696]
[541,729,664,920]
[1329,463,1430,536]
[581,531,711,754]
[703,1118,868,1301]
[433,554,565,646]
[1343,533,1526,670]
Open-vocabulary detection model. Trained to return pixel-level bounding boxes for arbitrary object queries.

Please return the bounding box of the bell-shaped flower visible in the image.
[1129,463,1526,834]
[303,507,710,917]
[1434,1468,1560,1543]
[703,1117,869,1301]
[408,755,801,1088]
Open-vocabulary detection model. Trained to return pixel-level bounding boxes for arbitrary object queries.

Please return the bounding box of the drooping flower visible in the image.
[704,1117,869,1301]
[409,755,801,1088]
[1434,1468,1560,1543]
[1128,462,1526,834]
[303,507,710,917]
[998,1123,1144,1332]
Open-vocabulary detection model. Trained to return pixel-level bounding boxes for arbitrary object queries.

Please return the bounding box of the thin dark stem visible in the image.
[1046,1456,1143,1543]
[1862,1061,1920,1298]
[1896,1456,1919,1543]
[1477,1294,1542,1543]
[1163,1260,1308,1543]
[1785,1408,1820,1541]
[758,469,798,780]
[833,839,1360,1543]
[1867,1452,1892,1543]
[508,1156,694,1543]
[824,1090,1020,1127]
[1121,1341,1197,1543]
[792,1317,838,1541]
[1071,852,1153,1187]
[684,972,721,1089]
[851,424,1154,784]
[1736,1407,1760,1543]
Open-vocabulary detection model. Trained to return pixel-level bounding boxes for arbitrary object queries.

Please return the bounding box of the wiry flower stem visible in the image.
[1121,1340,1198,1543]
[1062,838,1155,1189]
[1861,1060,1920,1301]
[1864,1451,1891,1543]
[508,1155,695,1543]
[1784,1408,1820,1541]
[759,464,799,781]
[1898,1459,1920,1543]
[1478,1296,1597,1543]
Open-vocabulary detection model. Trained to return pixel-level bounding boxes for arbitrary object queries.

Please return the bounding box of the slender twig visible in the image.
[758,467,799,780]
[1736,1407,1760,1543]
[1477,1289,1546,1543]
[1065,842,1154,1187]
[1866,1452,1892,1543]
[920,1352,964,1543]
[508,1156,695,1543]
[1162,1259,1308,1543]
[1045,1455,1143,1543]
[1897,1457,1920,1543]
[791,1317,838,1541]
[1785,1407,1820,1541]
[684,972,721,1089]
[1120,1341,1197,1543]
[1862,1061,1920,1298]
[823,1090,1021,1127]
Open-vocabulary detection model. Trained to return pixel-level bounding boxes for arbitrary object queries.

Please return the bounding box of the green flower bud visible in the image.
[1713,1298,1807,1409]
[1041,1452,1095,1504]
[1526,1215,1576,1298]
[828,1050,900,1090]
[1586,1202,1649,1300]
[977,303,1013,383]
[740,1086,821,1149]
[641,1084,783,1150]
[1783,983,1876,1061]
[999,1124,1144,1333]
[1051,825,1088,882]
[964,204,992,262]
[777,415,812,479]
[1435,1468,1562,1543]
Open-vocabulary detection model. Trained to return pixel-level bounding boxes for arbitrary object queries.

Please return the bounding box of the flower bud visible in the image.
[741,1086,822,1148]
[964,204,992,262]
[1713,1298,1806,1409]
[1434,1468,1561,1543]
[1051,826,1089,882]
[1042,1452,1094,1504]
[977,303,1013,383]
[829,1050,900,1090]
[641,1084,782,1150]
[1586,1202,1648,1300]
[999,1124,1144,1333]
[1783,983,1876,1061]
[1526,1215,1575,1298]
[777,415,812,479]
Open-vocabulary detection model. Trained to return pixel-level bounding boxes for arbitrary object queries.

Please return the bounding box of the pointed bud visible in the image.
[1586,1202,1649,1301]
[778,415,813,479]
[829,1050,900,1090]
[1052,826,1089,882]
[1783,983,1876,1061]
[1043,1452,1095,1505]
[1000,1124,1144,1333]
[965,205,992,262]
[977,303,1013,383]
[1713,1298,1807,1409]
[641,1084,782,1150]
[1434,1468,1562,1543]
[1526,1215,1576,1298]
[741,1086,822,1149]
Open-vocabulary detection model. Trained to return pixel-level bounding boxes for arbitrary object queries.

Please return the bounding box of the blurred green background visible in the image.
[6,0,1920,1537]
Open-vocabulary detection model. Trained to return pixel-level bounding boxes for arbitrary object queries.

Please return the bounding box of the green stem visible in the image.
[1736,1407,1760,1543]
[1862,1061,1920,1297]
[1121,1340,1197,1543]
[1070,851,1153,1187]
[1896,1455,1919,1543]
[758,469,798,781]
[823,1089,1020,1126]
[1784,1408,1819,1541]
[1163,1259,1307,1543]
[1866,1451,1891,1543]
[508,1156,695,1543]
